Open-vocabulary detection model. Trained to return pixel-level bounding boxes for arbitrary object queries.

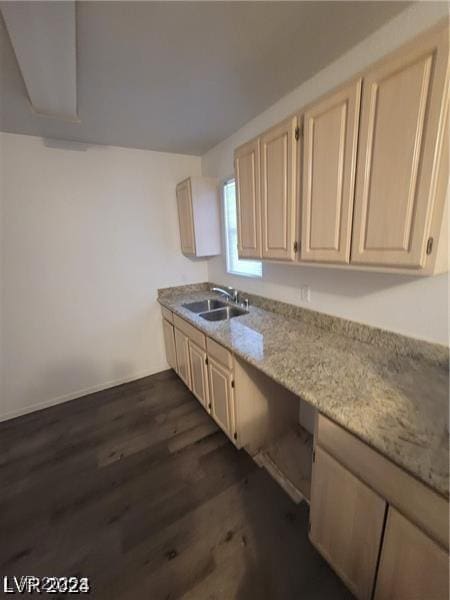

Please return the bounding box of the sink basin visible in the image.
[199,306,248,321]
[183,299,228,313]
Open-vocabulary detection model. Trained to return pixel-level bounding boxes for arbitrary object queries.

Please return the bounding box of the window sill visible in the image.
[226,269,262,279]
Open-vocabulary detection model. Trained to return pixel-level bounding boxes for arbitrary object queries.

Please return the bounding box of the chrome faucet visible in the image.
[211,286,238,303]
[211,286,250,309]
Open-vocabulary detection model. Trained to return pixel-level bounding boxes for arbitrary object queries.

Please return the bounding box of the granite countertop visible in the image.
[158,285,449,498]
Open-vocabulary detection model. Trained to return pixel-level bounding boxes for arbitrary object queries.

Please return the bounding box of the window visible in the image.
[223,179,262,278]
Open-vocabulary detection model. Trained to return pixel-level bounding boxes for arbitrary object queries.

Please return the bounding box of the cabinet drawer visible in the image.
[317,414,449,549]
[161,306,173,323]
[206,337,233,370]
[173,314,206,350]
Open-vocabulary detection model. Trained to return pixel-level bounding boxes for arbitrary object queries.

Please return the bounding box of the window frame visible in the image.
[223,177,262,279]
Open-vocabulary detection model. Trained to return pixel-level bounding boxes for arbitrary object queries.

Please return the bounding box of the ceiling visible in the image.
[0,1,412,156]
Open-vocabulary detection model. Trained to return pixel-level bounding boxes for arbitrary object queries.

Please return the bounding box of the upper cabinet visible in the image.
[176,177,221,257]
[234,138,262,259]
[301,79,361,264]
[233,21,449,275]
[260,116,299,261]
[351,25,449,270]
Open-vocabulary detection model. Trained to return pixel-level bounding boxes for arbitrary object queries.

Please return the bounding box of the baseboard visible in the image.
[0,368,162,423]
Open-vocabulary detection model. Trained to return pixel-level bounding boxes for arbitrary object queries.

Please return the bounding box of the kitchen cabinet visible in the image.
[313,414,449,599]
[176,176,221,257]
[234,138,262,258]
[260,116,299,261]
[174,327,191,389]
[374,508,449,600]
[351,24,449,270]
[207,356,235,442]
[309,446,386,600]
[301,79,361,263]
[176,178,196,255]
[232,22,449,274]
[162,318,177,371]
[188,341,209,411]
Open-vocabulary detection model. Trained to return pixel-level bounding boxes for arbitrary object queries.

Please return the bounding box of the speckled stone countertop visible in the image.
[158,283,449,498]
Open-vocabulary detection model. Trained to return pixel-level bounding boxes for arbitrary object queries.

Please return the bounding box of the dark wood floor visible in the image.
[0,370,353,599]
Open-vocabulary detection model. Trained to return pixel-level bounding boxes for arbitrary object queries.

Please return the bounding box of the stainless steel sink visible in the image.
[182,299,228,313]
[199,306,248,321]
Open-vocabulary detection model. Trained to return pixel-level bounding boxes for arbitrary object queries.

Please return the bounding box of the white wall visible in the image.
[0,132,206,420]
[203,2,449,345]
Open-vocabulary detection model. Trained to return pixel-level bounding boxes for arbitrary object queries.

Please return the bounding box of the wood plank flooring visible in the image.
[0,370,354,599]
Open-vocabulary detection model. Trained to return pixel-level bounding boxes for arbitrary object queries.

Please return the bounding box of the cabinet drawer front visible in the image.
[310,446,386,600]
[206,337,233,370]
[173,314,206,350]
[317,414,449,549]
[161,306,173,323]
[374,508,449,600]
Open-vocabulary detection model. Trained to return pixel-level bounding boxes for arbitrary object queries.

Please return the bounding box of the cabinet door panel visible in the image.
[208,358,234,439]
[302,80,361,263]
[174,327,191,389]
[352,27,449,268]
[310,447,386,600]
[162,319,177,371]
[374,508,449,600]
[176,179,196,255]
[234,139,261,258]
[189,342,209,410]
[261,116,298,261]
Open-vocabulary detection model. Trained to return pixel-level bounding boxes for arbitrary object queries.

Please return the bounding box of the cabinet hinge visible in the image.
[426,237,434,255]
[294,126,300,142]
[233,432,238,440]
[205,357,209,366]
[231,380,235,388]
[208,402,212,409]
[293,241,299,253]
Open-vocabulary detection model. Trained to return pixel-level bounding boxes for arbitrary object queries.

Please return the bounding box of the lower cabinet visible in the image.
[174,327,191,389]
[162,318,177,371]
[188,341,209,411]
[374,508,449,600]
[162,311,449,600]
[207,356,235,442]
[309,447,386,600]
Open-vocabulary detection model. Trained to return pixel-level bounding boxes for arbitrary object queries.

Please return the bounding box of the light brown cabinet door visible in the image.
[301,79,361,263]
[260,116,298,261]
[176,178,196,256]
[174,327,191,389]
[207,357,235,440]
[310,447,386,600]
[374,508,449,600]
[351,26,449,268]
[234,138,262,258]
[188,341,209,410]
[162,318,177,371]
